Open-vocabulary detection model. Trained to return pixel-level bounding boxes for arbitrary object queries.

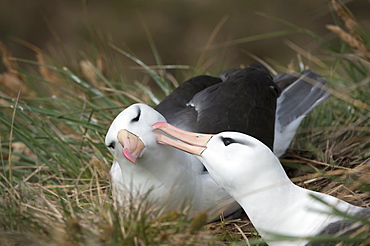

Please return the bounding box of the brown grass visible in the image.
[0,41,36,99]
[327,0,370,60]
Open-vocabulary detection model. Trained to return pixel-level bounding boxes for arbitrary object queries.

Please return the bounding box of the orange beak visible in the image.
[117,129,145,164]
[152,122,213,156]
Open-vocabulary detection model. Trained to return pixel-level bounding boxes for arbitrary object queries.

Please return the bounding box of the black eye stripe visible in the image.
[222,137,237,146]
[132,108,141,122]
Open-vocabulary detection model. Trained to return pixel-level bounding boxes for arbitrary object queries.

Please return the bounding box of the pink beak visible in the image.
[152,122,213,156]
[117,129,145,164]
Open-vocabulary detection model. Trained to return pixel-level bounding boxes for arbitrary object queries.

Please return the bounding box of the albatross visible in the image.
[154,122,370,246]
[105,64,330,219]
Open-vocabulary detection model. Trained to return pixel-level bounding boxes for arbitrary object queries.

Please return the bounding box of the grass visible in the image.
[0,1,369,245]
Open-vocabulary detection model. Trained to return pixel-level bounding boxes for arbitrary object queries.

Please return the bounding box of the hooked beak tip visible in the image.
[122,148,137,164]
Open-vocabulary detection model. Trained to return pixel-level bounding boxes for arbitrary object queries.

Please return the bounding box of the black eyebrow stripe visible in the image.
[221,137,237,146]
[132,108,141,122]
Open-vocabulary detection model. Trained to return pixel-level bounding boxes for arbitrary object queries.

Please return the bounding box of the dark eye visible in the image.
[132,109,141,122]
[222,137,237,146]
[107,141,115,149]
[270,85,281,97]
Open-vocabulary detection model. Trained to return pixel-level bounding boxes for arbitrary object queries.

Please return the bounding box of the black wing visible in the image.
[306,208,370,246]
[274,70,330,131]
[155,75,221,126]
[155,64,279,151]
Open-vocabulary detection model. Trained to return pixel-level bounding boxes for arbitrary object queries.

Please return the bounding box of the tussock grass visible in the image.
[0,1,369,245]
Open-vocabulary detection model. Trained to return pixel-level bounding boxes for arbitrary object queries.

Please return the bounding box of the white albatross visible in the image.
[106,104,238,217]
[105,65,330,219]
[154,122,370,246]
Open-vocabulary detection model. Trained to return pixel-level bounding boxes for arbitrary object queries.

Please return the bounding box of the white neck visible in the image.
[114,146,204,210]
[223,161,359,246]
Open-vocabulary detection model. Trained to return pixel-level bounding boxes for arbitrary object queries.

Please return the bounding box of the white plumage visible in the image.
[105,67,330,220]
[154,123,369,245]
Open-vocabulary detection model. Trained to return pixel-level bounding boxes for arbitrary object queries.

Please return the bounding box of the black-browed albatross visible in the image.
[105,64,330,219]
[154,122,370,246]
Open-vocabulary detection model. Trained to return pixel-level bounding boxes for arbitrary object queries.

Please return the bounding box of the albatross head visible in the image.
[153,122,282,197]
[106,104,206,211]
[105,103,167,165]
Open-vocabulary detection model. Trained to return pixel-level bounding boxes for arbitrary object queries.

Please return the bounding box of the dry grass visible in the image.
[0,1,369,245]
[327,0,370,60]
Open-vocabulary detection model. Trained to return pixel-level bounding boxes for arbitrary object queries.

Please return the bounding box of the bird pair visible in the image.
[105,64,368,245]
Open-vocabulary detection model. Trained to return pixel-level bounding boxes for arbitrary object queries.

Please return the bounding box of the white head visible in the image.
[106,104,205,209]
[200,132,278,193]
[154,122,289,198]
[105,104,204,179]
[105,103,167,166]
